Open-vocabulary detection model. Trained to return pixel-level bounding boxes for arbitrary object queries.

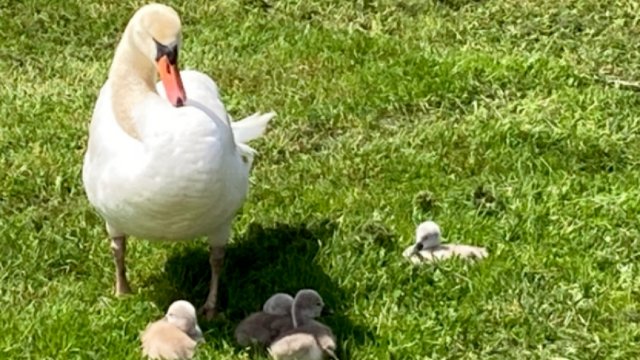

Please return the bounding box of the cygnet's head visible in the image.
[413,221,442,253]
[291,289,327,327]
[165,300,203,342]
[125,3,186,106]
[263,293,295,315]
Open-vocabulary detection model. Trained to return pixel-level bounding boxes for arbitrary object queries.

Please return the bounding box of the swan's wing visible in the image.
[156,69,229,123]
[157,69,275,147]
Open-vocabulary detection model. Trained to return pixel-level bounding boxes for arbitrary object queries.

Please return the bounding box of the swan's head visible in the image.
[291,289,330,327]
[165,300,204,342]
[412,221,442,254]
[263,293,295,316]
[127,3,186,107]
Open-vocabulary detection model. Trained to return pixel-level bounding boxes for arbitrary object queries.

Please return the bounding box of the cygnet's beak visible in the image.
[411,242,424,256]
[190,324,205,343]
[321,306,334,316]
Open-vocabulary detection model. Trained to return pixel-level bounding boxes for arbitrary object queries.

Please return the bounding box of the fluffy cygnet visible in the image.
[141,300,204,360]
[268,289,338,360]
[235,293,295,347]
[264,293,295,315]
[402,221,489,263]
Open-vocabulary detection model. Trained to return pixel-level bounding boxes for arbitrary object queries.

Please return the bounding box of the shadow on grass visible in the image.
[144,220,372,358]
[435,0,485,11]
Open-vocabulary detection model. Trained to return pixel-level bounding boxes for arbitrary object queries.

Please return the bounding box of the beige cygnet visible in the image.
[235,293,295,347]
[268,289,338,360]
[141,300,204,360]
[403,221,488,264]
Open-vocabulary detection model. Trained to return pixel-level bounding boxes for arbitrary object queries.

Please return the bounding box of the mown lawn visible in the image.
[2,0,640,358]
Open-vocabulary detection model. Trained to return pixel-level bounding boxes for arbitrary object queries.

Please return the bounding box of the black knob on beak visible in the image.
[154,39,179,65]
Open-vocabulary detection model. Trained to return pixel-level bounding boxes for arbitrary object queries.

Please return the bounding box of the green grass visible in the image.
[2,0,640,358]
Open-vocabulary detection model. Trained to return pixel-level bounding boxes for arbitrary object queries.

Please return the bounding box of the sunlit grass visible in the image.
[2,0,640,358]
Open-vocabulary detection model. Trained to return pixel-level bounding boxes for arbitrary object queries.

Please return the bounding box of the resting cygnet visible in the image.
[141,300,204,360]
[268,289,338,360]
[264,293,296,315]
[235,293,295,347]
[402,221,488,264]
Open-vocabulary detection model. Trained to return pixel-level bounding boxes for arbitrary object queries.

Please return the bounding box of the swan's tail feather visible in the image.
[231,111,276,145]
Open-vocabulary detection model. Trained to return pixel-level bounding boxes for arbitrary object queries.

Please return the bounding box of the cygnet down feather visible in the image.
[268,289,338,360]
[235,293,295,347]
[141,300,204,360]
[403,221,488,264]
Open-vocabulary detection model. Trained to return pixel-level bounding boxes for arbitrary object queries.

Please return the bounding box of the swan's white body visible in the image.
[83,70,268,242]
[82,3,274,318]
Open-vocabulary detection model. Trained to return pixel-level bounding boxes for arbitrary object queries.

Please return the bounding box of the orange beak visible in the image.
[156,55,186,107]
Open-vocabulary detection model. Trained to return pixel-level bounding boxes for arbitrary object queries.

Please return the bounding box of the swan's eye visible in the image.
[153,38,179,64]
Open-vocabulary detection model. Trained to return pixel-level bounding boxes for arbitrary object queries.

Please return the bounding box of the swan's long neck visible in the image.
[291,300,310,328]
[291,301,300,328]
[108,26,158,140]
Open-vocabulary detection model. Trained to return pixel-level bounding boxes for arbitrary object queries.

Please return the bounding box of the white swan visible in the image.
[82,3,275,319]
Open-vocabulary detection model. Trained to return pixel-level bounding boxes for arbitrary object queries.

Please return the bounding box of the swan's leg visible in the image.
[111,235,132,295]
[107,223,131,295]
[201,226,230,320]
